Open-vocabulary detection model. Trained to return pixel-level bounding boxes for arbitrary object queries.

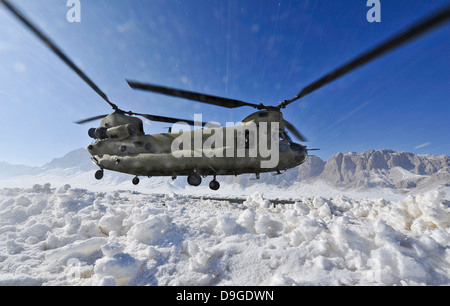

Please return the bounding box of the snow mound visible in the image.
[0,184,449,285]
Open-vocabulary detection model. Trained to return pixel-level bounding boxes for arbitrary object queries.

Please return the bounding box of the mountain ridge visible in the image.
[316,149,449,190]
[1,148,449,192]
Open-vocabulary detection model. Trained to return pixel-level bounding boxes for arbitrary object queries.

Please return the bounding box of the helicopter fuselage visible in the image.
[87,110,308,183]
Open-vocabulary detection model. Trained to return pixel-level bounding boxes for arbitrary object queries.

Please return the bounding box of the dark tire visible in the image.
[209,180,220,191]
[132,177,140,185]
[187,173,202,186]
[95,170,104,180]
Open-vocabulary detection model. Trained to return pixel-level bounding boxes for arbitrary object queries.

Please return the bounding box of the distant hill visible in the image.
[40,148,95,172]
[0,161,36,178]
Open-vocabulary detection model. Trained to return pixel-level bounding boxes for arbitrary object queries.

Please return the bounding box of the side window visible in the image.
[245,130,256,149]
[284,132,292,142]
[238,129,256,149]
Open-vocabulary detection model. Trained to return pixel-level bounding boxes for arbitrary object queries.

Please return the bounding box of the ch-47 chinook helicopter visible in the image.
[2,0,449,190]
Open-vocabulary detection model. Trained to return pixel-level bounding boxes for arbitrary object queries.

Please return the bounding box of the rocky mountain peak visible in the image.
[318,150,450,189]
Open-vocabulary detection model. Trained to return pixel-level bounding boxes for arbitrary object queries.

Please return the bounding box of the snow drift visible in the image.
[0,149,449,286]
[1,184,449,286]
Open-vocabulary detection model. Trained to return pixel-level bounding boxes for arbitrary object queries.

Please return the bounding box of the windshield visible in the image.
[279,131,292,142]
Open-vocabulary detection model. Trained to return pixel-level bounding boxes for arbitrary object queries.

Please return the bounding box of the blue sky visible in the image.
[0,0,449,166]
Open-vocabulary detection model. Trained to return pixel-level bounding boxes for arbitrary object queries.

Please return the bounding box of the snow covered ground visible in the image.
[1,183,449,286]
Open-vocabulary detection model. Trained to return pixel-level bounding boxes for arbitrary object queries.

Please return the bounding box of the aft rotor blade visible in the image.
[133,112,212,127]
[1,0,119,111]
[284,120,307,142]
[127,80,264,110]
[75,114,109,125]
[278,5,450,109]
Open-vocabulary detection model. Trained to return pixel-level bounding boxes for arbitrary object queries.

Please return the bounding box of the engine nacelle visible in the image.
[89,124,136,141]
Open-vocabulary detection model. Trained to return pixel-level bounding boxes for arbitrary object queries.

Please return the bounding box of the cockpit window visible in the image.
[279,131,292,142]
[283,132,292,142]
[289,142,303,152]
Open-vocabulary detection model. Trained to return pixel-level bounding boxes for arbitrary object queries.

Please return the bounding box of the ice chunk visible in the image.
[128,216,167,245]
[94,253,142,285]
[45,237,107,263]
[236,209,256,233]
[20,223,50,241]
[98,209,127,235]
[254,214,283,237]
[101,240,124,257]
[216,215,238,235]
[0,274,43,286]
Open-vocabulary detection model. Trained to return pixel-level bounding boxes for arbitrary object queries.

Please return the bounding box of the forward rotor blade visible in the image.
[1,0,119,111]
[278,5,450,109]
[75,114,109,125]
[284,120,307,142]
[127,80,264,110]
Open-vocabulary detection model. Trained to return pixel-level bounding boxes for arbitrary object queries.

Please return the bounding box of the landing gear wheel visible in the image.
[132,177,140,185]
[95,170,104,180]
[209,180,220,191]
[187,172,202,186]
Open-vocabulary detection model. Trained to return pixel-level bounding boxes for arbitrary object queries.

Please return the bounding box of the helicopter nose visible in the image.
[296,148,308,164]
[290,142,308,164]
